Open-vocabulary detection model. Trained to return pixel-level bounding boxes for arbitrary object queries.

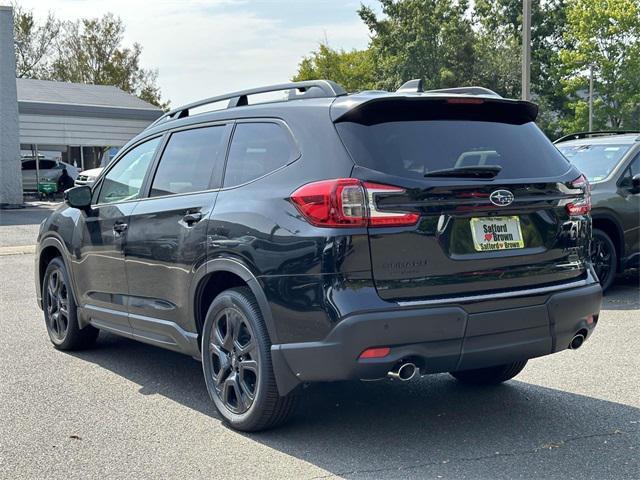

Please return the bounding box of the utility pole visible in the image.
[522,0,532,101]
[588,64,594,131]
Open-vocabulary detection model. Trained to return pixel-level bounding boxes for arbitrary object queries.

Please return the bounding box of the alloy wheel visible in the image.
[591,237,613,286]
[208,307,259,414]
[45,269,69,341]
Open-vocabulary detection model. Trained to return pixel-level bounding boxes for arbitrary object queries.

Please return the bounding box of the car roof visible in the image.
[556,133,640,147]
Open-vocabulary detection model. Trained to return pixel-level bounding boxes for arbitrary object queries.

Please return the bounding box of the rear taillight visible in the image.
[290,179,419,228]
[566,174,591,216]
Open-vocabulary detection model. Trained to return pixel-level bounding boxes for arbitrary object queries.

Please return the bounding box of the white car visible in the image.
[74,167,104,187]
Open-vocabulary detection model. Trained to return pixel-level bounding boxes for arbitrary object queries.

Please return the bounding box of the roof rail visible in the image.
[149,80,347,128]
[554,130,640,143]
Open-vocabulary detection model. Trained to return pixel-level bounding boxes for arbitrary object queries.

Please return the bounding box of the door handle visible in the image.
[113,222,128,234]
[182,212,203,226]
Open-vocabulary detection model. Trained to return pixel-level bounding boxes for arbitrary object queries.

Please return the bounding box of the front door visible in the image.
[73,136,161,333]
[124,124,230,345]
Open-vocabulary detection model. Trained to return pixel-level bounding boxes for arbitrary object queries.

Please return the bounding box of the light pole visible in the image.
[588,64,594,131]
[522,0,531,101]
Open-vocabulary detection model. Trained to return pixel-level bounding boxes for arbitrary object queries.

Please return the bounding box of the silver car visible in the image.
[21,157,79,192]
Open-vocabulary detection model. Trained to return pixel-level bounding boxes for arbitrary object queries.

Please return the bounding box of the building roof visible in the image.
[17,78,162,121]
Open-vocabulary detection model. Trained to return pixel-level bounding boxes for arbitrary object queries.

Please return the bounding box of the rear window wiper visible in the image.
[423,165,502,179]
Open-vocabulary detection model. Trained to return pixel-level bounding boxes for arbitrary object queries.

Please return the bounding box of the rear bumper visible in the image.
[271,281,602,395]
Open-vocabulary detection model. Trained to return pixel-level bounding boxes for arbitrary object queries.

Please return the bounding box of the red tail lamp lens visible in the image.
[566,174,591,216]
[359,347,391,359]
[291,179,419,228]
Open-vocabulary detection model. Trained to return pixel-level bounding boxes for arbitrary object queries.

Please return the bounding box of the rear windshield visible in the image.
[556,143,632,182]
[335,120,570,180]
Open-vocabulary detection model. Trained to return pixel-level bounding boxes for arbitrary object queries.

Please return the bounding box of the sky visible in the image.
[13,0,377,107]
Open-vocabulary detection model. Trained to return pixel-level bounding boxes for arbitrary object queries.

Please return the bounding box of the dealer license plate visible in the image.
[470,216,525,252]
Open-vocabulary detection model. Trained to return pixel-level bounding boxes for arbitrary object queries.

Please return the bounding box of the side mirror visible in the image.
[64,186,92,210]
[631,173,640,193]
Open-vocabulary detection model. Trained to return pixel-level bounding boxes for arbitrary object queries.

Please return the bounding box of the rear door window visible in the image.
[336,120,571,180]
[150,125,227,197]
[223,122,295,187]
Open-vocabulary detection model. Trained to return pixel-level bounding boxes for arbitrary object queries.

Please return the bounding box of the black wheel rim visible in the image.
[591,237,613,286]
[45,269,69,341]
[207,307,259,414]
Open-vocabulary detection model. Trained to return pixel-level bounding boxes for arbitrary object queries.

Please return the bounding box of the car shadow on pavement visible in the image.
[69,333,640,479]
[603,271,639,311]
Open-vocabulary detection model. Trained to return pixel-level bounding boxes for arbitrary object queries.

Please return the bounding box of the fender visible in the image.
[37,235,77,310]
[191,257,280,344]
[591,208,626,269]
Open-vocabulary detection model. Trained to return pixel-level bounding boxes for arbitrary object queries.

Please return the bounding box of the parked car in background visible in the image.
[21,157,79,192]
[556,131,640,291]
[74,167,104,187]
[36,80,601,431]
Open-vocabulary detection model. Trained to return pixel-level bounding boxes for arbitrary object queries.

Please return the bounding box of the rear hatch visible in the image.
[333,95,590,301]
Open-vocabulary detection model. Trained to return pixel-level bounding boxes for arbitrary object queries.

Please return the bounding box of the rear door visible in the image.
[124,123,231,338]
[334,97,590,301]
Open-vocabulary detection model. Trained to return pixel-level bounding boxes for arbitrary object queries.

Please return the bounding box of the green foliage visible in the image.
[293,0,639,138]
[293,44,376,92]
[358,0,476,91]
[12,4,60,78]
[560,0,640,132]
[12,6,168,110]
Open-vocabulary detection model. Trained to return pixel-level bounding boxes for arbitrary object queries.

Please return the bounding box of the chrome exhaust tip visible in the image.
[388,362,418,381]
[569,333,586,350]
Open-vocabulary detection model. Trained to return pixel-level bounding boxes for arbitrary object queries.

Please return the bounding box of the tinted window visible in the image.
[98,138,160,204]
[39,160,57,169]
[557,143,633,182]
[150,126,226,197]
[619,154,639,188]
[224,123,293,187]
[21,160,35,170]
[336,121,571,180]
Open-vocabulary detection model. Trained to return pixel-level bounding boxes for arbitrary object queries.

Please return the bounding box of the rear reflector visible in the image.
[566,174,591,216]
[359,347,391,359]
[290,179,419,228]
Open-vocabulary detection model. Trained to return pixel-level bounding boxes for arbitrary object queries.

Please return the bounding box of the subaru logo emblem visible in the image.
[489,190,514,207]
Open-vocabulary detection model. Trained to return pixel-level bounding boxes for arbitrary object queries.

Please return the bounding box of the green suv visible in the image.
[556,131,640,291]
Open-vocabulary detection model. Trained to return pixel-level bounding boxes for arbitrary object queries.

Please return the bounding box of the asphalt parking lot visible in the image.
[0,205,638,479]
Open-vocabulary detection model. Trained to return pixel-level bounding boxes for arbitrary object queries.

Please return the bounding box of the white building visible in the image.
[18,78,162,172]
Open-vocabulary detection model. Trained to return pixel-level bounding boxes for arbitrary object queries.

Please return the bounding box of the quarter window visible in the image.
[150,126,226,197]
[224,123,294,188]
[97,138,160,204]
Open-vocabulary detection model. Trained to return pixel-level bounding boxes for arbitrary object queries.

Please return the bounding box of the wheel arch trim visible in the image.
[192,257,279,345]
[591,210,625,269]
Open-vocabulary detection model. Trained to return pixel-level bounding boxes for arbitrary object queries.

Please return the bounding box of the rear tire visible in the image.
[201,287,297,431]
[591,228,617,292]
[43,257,99,350]
[450,360,527,385]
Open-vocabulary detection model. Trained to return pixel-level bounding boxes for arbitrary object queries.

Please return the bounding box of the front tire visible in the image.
[42,257,99,350]
[201,287,297,431]
[450,360,528,385]
[591,228,617,292]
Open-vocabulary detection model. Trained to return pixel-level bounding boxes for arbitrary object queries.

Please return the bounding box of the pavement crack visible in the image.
[307,430,628,479]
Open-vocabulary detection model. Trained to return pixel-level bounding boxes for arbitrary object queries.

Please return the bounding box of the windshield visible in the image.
[335,120,571,180]
[556,143,632,182]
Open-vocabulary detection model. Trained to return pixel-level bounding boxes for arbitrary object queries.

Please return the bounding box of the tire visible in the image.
[201,287,297,431]
[450,360,528,386]
[591,228,617,293]
[42,257,99,350]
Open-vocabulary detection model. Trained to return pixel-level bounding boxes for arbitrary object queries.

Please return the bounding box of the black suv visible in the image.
[36,80,602,431]
[555,131,640,291]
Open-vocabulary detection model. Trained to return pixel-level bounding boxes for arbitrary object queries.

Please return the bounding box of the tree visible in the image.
[358,0,476,91]
[51,14,169,109]
[293,44,376,92]
[12,6,169,110]
[12,4,60,78]
[560,0,640,131]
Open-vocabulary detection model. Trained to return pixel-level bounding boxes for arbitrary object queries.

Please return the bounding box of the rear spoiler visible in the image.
[331,95,539,126]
